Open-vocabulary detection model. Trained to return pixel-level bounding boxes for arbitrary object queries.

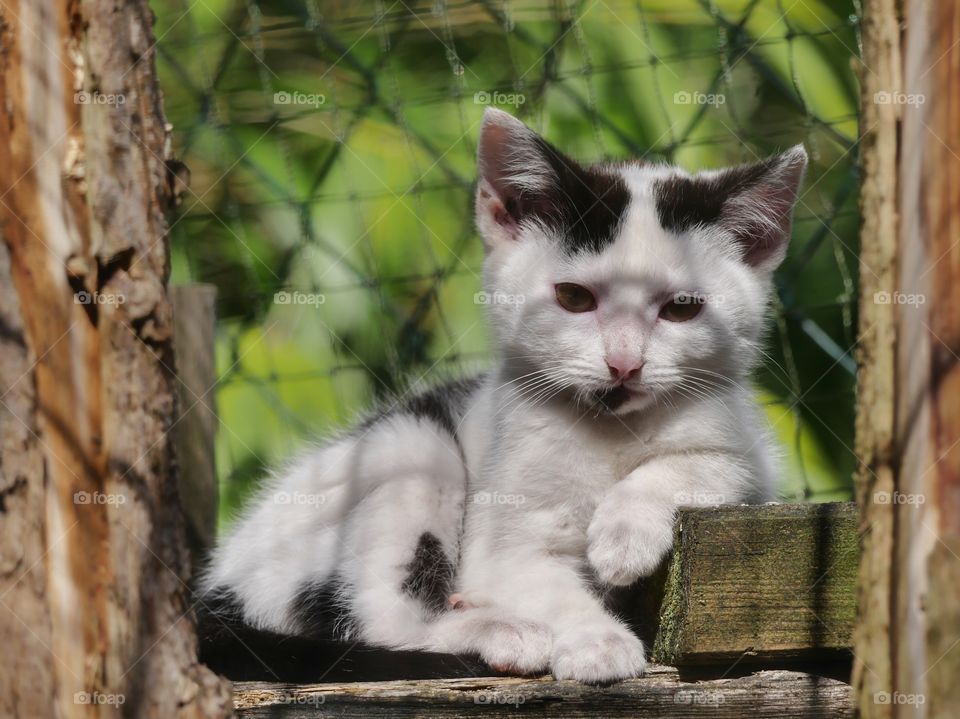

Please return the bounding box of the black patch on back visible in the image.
[364,374,484,438]
[522,137,630,255]
[289,578,355,639]
[401,532,454,615]
[653,157,775,233]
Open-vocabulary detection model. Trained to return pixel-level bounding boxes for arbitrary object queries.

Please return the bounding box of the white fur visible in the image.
[201,108,805,683]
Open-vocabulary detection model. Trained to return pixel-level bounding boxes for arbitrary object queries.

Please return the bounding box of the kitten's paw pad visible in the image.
[550,626,646,683]
[476,617,553,675]
[587,513,673,586]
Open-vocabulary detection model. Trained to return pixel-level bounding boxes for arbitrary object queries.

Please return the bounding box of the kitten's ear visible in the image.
[716,145,807,270]
[474,108,565,249]
[656,145,808,272]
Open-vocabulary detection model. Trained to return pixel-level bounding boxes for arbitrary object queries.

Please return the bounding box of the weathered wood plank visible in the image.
[653,503,857,665]
[856,2,960,717]
[233,669,853,718]
[851,1,900,713]
[172,283,219,565]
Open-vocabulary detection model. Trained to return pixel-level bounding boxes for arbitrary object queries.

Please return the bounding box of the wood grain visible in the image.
[233,668,853,718]
[0,1,230,716]
[172,284,219,565]
[654,503,857,665]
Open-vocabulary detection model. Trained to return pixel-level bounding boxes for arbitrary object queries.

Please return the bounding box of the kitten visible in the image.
[199,108,806,683]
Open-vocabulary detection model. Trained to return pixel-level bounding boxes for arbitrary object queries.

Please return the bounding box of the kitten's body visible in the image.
[200,109,806,682]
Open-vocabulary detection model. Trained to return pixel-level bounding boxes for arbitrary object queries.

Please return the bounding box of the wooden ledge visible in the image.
[233,667,853,717]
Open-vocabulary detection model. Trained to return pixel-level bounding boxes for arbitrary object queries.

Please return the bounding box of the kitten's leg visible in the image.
[330,415,468,648]
[587,452,757,587]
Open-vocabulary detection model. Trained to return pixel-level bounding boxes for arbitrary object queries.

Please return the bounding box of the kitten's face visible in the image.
[475,109,807,416]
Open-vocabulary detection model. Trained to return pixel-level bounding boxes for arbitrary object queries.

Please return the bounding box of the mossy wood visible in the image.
[652,502,858,665]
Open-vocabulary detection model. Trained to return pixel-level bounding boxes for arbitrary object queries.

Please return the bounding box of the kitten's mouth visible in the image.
[591,385,646,413]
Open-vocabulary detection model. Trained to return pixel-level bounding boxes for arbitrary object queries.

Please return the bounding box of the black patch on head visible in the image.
[289,578,355,639]
[520,138,630,255]
[401,532,454,615]
[363,374,484,438]
[653,157,775,234]
[486,134,629,256]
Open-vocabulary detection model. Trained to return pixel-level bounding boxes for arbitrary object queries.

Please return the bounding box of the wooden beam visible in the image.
[232,669,853,718]
[851,0,901,710]
[856,2,960,717]
[653,503,857,665]
[172,284,219,564]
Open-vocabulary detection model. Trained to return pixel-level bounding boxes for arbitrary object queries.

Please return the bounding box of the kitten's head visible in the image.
[475,108,807,415]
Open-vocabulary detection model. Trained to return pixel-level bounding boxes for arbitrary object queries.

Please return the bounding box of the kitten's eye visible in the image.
[659,293,704,322]
[555,283,597,313]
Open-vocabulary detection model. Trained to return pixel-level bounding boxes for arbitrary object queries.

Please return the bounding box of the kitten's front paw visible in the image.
[586,502,674,585]
[476,616,553,675]
[550,624,646,683]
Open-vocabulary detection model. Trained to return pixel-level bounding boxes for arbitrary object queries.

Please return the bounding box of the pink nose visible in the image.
[606,358,642,382]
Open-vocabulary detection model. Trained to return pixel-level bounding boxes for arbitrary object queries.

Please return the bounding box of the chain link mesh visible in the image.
[155,0,862,518]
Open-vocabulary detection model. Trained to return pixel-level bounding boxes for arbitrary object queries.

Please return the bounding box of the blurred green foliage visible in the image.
[154,0,862,523]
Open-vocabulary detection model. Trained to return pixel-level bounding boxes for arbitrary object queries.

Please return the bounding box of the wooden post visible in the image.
[855,2,960,718]
[0,1,230,716]
[172,284,220,565]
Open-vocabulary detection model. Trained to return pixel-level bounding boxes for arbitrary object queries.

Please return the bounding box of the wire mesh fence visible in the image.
[154,0,862,519]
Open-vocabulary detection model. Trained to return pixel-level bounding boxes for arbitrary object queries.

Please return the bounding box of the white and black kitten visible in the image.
[200,108,807,683]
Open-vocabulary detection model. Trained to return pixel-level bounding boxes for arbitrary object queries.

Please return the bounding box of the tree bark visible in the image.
[856,2,960,718]
[0,1,230,717]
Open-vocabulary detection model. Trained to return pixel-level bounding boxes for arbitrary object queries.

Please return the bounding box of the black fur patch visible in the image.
[365,374,484,438]
[401,532,454,615]
[195,586,246,626]
[653,157,775,234]
[289,578,355,639]
[520,138,630,255]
